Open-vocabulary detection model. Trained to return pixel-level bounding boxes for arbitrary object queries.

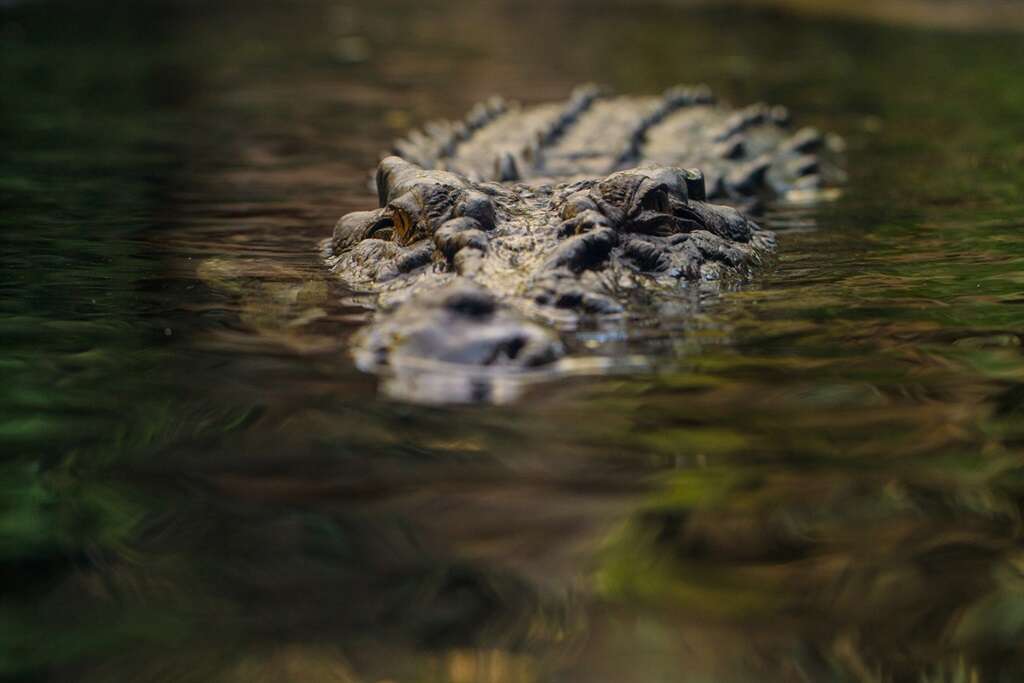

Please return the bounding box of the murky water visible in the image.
[4,1,1024,681]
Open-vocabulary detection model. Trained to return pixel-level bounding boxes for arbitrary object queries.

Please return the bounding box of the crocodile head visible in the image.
[324,157,774,377]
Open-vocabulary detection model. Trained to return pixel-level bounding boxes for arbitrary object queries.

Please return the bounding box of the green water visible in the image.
[3,1,1024,681]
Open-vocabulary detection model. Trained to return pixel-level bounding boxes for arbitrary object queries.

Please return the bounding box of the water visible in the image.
[3,1,1024,681]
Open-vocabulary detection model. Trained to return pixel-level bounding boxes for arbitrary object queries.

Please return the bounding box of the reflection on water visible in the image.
[3,0,1024,681]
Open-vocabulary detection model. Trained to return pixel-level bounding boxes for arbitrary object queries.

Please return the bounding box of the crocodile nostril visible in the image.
[443,287,497,318]
[501,336,526,360]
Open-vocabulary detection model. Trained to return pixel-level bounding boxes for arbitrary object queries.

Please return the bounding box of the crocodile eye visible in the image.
[388,205,415,245]
[367,216,395,241]
[639,185,671,213]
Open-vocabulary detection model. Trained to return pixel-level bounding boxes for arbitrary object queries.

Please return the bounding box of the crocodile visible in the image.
[324,86,838,395]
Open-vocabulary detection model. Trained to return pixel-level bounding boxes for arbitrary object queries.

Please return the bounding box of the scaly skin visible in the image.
[392,84,841,202]
[324,157,774,372]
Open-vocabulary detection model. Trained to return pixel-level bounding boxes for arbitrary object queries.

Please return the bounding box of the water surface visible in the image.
[3,1,1024,681]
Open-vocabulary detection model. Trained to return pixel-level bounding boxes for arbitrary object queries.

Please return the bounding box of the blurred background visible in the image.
[3,0,1024,681]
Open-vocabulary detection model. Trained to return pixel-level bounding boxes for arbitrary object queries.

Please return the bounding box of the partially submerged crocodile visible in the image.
[323,85,839,394]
